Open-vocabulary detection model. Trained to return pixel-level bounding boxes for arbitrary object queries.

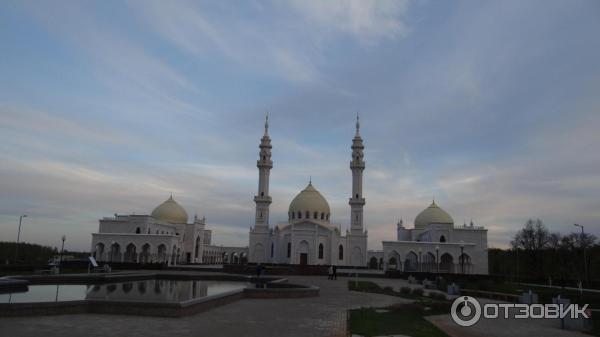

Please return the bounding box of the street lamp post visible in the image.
[460,241,465,274]
[14,215,27,263]
[574,224,587,284]
[59,235,66,273]
[435,245,440,274]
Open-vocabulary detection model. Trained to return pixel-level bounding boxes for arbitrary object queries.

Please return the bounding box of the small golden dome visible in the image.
[414,201,453,229]
[151,195,188,224]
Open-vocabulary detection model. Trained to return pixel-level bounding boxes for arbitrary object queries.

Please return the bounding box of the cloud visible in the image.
[288,0,412,42]
[1,0,599,253]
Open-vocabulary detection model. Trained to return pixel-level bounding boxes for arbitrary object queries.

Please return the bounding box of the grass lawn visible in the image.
[349,304,450,337]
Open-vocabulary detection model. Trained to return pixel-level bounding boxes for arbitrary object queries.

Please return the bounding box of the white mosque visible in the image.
[90,196,247,266]
[368,202,489,274]
[90,115,488,274]
[248,116,368,266]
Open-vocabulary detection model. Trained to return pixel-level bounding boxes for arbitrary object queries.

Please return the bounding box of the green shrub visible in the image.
[412,288,424,296]
[348,281,382,292]
[429,292,446,301]
[400,286,412,295]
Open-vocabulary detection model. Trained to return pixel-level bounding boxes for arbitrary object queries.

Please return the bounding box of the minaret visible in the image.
[349,113,365,234]
[254,113,272,229]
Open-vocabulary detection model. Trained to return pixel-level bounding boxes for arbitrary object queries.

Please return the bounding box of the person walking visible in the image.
[256,263,262,280]
[332,265,337,280]
[328,265,333,280]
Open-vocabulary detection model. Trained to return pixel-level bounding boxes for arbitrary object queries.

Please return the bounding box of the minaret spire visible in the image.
[264,112,269,136]
[355,112,360,137]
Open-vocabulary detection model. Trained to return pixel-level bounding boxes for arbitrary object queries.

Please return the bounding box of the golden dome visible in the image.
[151,195,188,224]
[289,182,331,222]
[414,201,453,229]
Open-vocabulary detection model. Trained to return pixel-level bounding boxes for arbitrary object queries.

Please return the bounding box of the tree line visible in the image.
[489,219,599,287]
[0,241,87,265]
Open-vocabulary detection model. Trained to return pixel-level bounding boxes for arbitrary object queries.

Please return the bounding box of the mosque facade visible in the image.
[248,116,368,266]
[90,196,247,266]
[90,115,488,274]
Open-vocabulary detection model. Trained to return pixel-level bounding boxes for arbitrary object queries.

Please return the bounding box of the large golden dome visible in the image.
[151,195,188,224]
[288,182,331,222]
[414,201,453,229]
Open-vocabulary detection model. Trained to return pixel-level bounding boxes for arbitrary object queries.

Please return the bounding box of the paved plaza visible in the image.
[0,275,590,337]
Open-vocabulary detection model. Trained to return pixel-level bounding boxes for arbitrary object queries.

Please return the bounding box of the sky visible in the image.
[1,0,599,252]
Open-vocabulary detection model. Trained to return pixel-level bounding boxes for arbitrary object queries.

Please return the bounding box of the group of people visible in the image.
[327,265,338,280]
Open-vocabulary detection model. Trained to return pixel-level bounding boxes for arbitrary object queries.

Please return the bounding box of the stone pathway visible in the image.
[0,275,590,337]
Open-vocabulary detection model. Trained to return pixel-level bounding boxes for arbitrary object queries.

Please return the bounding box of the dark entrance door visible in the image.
[186,253,191,264]
[299,253,308,265]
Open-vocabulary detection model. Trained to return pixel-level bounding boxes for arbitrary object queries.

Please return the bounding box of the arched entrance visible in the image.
[140,243,151,264]
[369,257,378,269]
[110,242,121,262]
[194,236,201,261]
[157,244,167,263]
[94,243,105,261]
[296,240,309,265]
[404,251,418,272]
[124,243,137,263]
[253,244,265,263]
[351,247,363,266]
[387,250,400,271]
[459,253,471,274]
[440,253,454,273]
[423,252,436,272]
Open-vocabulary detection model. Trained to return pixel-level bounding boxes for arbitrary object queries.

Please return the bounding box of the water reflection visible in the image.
[0,280,248,304]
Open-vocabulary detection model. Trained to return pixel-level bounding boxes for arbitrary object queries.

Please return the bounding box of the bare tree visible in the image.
[511,219,550,251]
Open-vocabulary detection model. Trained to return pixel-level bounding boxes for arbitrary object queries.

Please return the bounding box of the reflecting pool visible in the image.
[0,280,249,303]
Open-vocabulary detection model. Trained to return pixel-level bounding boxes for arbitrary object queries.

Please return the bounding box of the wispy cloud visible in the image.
[0,0,599,251]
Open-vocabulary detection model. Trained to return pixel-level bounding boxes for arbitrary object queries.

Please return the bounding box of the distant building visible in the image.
[368,202,488,274]
[248,115,368,266]
[90,196,247,266]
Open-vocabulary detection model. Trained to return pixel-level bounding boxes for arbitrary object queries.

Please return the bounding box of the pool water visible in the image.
[0,280,248,304]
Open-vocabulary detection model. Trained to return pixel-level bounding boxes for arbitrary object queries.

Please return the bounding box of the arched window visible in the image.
[318,244,324,259]
[271,243,274,257]
[135,227,141,234]
[292,212,295,219]
[261,192,264,197]
[287,242,291,258]
[313,211,318,219]
[298,211,301,219]
[326,214,330,221]
[356,194,359,198]
[440,235,446,243]
[262,155,266,161]
[338,245,344,260]
[305,211,310,219]
[156,230,159,234]
[321,213,324,220]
